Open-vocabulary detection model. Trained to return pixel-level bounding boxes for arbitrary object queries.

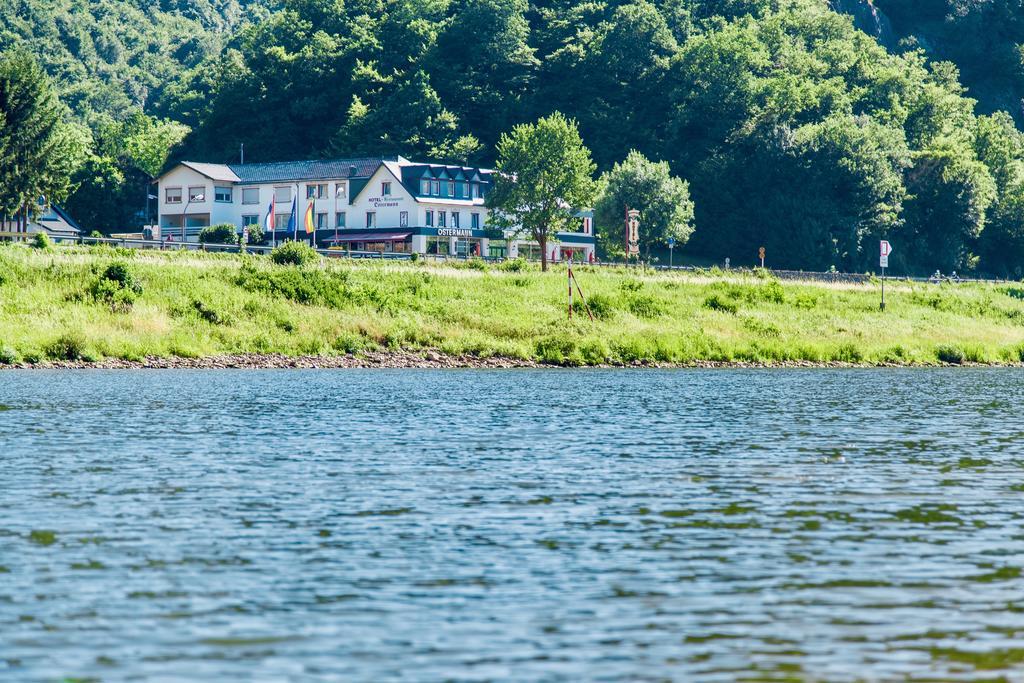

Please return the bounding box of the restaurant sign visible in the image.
[437,228,473,237]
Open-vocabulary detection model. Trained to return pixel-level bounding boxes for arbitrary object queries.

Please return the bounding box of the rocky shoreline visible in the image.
[0,350,1004,370]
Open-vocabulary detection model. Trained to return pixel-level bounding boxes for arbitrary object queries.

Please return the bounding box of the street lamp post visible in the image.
[182,193,204,244]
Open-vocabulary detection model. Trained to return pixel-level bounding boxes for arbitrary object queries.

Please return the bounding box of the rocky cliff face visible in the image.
[831,0,896,48]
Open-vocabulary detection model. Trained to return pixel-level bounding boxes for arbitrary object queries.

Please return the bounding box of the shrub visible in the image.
[101,262,141,290]
[832,343,864,363]
[742,317,781,338]
[703,295,738,314]
[89,230,104,239]
[90,261,142,311]
[534,336,579,365]
[192,299,229,325]
[619,278,643,293]
[627,293,665,318]
[46,333,87,361]
[0,344,17,364]
[583,293,616,320]
[498,258,526,272]
[936,344,966,364]
[242,223,264,245]
[198,223,239,245]
[271,240,318,266]
[410,252,420,263]
[31,232,52,251]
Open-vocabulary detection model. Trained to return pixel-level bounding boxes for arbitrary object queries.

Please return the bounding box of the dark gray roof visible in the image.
[228,157,390,184]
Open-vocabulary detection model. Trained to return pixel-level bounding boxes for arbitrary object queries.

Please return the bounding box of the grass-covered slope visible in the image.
[2,245,1024,366]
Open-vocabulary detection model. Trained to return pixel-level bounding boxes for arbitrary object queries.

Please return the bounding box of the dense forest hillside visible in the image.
[9,0,1024,276]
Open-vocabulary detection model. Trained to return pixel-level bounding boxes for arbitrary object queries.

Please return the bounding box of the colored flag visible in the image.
[287,197,297,240]
[264,197,276,245]
[304,199,316,248]
[304,199,315,234]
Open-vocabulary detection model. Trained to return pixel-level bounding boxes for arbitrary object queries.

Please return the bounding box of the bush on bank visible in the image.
[198,224,239,245]
[271,240,318,266]
[1,245,1024,366]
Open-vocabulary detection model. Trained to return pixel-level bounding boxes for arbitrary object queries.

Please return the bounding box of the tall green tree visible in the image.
[487,112,596,271]
[595,150,694,260]
[0,51,88,220]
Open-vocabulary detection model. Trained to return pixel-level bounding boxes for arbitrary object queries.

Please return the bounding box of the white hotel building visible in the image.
[155,156,596,261]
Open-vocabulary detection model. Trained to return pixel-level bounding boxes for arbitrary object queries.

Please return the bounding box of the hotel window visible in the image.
[188,186,205,202]
[317,183,327,198]
[382,181,392,196]
[446,180,455,196]
[275,214,290,230]
[165,187,182,204]
[425,210,434,227]
[335,182,347,198]
[420,179,431,195]
[366,211,376,228]
[274,186,291,203]
[400,211,408,227]
[242,215,259,226]
[241,188,259,205]
[432,180,440,195]
[437,211,446,228]
[335,211,346,228]
[214,186,232,203]
[471,213,480,229]
[316,212,328,229]
[306,185,316,199]
[452,212,460,228]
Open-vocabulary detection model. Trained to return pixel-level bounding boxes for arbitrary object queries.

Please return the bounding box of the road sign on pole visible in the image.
[758,246,766,268]
[879,240,893,311]
[668,237,675,268]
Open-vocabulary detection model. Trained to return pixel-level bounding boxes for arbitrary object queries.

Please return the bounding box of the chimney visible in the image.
[349,165,357,177]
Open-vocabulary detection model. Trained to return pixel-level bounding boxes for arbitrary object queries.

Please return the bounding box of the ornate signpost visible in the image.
[625,208,640,259]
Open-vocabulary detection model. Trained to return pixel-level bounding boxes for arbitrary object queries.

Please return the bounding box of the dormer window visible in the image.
[421,179,431,195]
[432,180,440,195]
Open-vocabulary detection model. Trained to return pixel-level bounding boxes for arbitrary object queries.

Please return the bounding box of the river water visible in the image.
[2,369,1024,681]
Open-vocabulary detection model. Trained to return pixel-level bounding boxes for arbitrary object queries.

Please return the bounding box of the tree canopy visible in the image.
[9,0,1024,273]
[488,113,596,271]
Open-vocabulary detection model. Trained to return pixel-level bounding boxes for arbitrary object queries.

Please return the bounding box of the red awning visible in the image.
[324,231,411,243]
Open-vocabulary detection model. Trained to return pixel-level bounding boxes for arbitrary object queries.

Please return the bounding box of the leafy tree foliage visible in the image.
[0,51,88,219]
[595,151,694,259]
[488,113,596,271]
[13,0,1024,273]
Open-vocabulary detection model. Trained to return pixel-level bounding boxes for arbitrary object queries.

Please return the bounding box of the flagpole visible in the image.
[293,184,299,242]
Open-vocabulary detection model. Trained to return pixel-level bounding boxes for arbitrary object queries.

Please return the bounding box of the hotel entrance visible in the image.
[454,238,484,258]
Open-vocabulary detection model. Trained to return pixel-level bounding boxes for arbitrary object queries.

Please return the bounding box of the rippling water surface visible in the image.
[2,369,1024,681]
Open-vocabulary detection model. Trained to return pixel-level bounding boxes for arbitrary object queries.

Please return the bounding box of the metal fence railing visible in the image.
[51,236,1018,284]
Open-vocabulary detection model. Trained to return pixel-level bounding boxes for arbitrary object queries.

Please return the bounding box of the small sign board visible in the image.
[668,238,675,248]
[880,240,892,268]
[759,246,766,259]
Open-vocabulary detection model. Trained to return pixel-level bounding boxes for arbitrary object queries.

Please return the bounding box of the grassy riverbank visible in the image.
[3,244,1024,366]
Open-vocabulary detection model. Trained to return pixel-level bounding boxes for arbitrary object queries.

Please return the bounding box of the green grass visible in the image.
[2,242,1024,366]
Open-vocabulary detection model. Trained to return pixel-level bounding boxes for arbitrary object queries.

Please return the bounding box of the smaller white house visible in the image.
[155,155,596,261]
[0,201,82,243]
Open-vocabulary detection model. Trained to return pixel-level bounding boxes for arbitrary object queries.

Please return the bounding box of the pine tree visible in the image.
[0,50,88,221]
